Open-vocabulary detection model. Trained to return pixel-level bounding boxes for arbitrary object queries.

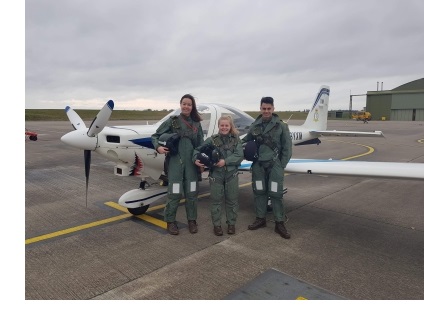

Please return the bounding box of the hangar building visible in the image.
[366,78,424,121]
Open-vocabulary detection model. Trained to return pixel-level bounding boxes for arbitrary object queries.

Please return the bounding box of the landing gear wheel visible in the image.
[128,204,149,215]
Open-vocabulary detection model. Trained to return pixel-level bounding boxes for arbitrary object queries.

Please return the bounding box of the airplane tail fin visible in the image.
[302,85,330,131]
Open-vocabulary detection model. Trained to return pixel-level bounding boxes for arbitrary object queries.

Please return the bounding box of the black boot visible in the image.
[275,221,290,239]
[167,222,179,235]
[188,220,198,234]
[248,217,266,230]
[214,226,223,236]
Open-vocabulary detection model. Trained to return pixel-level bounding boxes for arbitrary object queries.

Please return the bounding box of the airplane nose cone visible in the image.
[61,130,97,150]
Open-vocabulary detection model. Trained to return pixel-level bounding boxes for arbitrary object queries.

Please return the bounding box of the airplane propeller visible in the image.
[62,100,114,206]
[84,149,92,206]
[87,100,115,137]
[65,106,87,130]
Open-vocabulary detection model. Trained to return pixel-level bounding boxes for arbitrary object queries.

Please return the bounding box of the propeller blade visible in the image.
[65,106,87,130]
[87,100,114,137]
[84,150,91,207]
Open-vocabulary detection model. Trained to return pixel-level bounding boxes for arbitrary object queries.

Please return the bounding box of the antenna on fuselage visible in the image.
[285,114,293,123]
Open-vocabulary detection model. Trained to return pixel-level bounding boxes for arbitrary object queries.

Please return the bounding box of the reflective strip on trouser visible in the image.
[209,172,239,226]
[252,160,285,221]
[164,156,199,222]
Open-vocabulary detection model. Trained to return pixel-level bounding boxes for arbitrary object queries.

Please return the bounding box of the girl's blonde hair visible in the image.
[218,115,239,136]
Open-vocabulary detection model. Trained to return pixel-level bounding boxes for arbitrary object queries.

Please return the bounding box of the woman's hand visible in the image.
[215,159,225,168]
[157,146,169,154]
[195,159,205,172]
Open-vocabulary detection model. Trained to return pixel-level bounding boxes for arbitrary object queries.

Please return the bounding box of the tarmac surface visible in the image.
[25,119,424,300]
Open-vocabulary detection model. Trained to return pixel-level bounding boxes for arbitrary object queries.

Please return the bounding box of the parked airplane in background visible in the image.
[61,86,424,215]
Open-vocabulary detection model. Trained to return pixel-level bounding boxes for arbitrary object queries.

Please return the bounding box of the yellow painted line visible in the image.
[104,201,128,212]
[140,215,167,228]
[418,138,424,144]
[326,139,375,160]
[239,182,252,187]
[296,296,308,300]
[26,182,254,245]
[147,204,166,212]
[105,201,167,229]
[25,213,131,245]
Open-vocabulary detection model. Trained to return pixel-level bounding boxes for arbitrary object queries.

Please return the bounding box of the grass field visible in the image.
[25,109,309,121]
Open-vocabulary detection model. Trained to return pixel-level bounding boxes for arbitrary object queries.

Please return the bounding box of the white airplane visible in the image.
[61,86,424,215]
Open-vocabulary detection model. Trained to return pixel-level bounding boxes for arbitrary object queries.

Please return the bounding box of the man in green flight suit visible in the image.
[241,96,293,239]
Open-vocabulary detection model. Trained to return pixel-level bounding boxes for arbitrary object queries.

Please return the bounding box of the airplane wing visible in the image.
[239,159,424,181]
[311,130,384,137]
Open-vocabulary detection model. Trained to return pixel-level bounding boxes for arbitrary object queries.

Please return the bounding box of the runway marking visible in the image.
[25,181,254,245]
[105,201,167,229]
[25,214,131,245]
[326,140,375,160]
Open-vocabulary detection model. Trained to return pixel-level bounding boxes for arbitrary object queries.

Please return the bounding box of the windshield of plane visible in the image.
[214,104,254,136]
[155,106,213,137]
[155,103,254,137]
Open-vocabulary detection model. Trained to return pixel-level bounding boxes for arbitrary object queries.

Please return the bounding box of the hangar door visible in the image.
[391,109,424,121]
[391,109,412,120]
[414,109,424,121]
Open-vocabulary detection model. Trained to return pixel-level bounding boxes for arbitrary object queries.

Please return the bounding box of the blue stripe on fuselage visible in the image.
[129,137,154,149]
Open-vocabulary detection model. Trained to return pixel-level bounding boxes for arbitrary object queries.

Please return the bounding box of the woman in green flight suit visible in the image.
[193,115,244,236]
[151,94,204,235]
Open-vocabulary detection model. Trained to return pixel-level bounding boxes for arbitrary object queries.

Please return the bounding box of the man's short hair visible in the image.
[261,97,274,105]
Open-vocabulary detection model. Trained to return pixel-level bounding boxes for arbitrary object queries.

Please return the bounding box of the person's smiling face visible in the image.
[218,119,231,135]
[260,103,274,120]
[180,98,193,116]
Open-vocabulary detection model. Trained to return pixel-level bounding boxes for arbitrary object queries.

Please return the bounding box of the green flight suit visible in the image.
[193,133,244,226]
[241,113,292,221]
[151,114,204,222]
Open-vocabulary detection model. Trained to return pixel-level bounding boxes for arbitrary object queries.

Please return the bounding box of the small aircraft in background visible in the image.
[25,128,38,141]
[61,86,424,215]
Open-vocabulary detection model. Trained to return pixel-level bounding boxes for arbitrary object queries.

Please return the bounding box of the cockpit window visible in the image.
[198,105,211,137]
[217,104,254,136]
[155,103,253,138]
[155,105,212,137]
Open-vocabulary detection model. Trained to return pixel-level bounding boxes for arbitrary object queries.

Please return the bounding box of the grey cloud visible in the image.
[25,0,424,111]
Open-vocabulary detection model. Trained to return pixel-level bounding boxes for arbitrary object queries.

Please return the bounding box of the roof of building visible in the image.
[392,78,424,91]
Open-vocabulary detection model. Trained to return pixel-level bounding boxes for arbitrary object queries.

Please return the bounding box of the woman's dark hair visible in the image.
[180,94,202,122]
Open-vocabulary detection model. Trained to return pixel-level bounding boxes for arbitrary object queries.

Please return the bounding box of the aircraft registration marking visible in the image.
[290,132,303,141]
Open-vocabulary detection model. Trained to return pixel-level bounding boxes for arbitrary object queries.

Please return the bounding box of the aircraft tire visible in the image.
[128,205,149,215]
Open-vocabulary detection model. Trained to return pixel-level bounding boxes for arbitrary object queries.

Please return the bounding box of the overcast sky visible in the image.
[24,0,424,112]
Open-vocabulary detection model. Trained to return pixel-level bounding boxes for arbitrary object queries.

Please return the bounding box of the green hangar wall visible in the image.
[366,78,424,121]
